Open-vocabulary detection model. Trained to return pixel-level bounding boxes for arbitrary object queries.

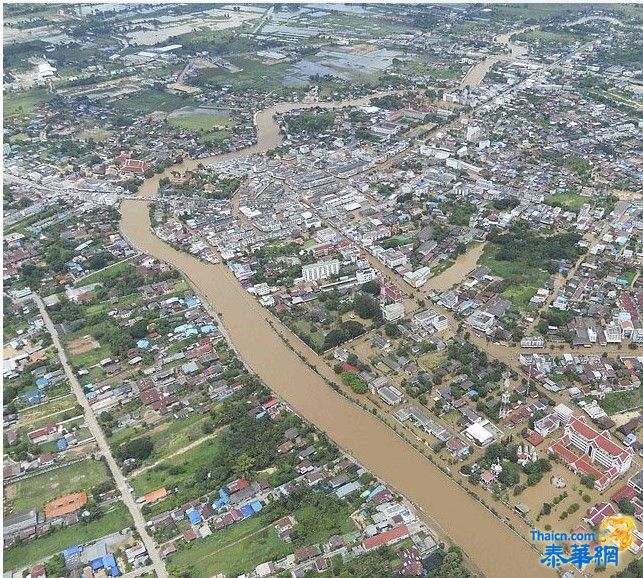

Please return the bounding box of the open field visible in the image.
[168,499,355,578]
[113,89,200,114]
[129,435,223,496]
[64,325,112,367]
[545,191,589,212]
[167,107,233,131]
[480,245,549,309]
[114,413,214,470]
[68,335,101,356]
[18,395,78,429]
[599,388,643,415]
[79,261,132,286]
[3,502,132,570]
[5,459,110,514]
[4,88,51,118]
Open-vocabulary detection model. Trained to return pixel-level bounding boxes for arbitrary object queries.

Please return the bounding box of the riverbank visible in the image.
[119,86,551,576]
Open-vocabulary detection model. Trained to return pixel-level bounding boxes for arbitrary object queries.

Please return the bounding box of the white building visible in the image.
[403,266,431,288]
[534,414,561,438]
[302,260,340,282]
[465,310,496,333]
[379,248,407,269]
[356,267,377,284]
[604,323,622,344]
[383,302,405,322]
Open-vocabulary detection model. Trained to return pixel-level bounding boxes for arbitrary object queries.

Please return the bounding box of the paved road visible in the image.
[34,295,168,578]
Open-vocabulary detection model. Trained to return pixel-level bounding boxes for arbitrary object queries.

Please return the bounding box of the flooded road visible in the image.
[120,97,549,578]
[426,242,487,293]
[460,29,529,88]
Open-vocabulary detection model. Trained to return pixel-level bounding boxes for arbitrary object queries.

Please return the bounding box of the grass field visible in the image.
[114,89,200,114]
[115,413,214,469]
[4,88,51,118]
[167,110,233,132]
[292,319,325,351]
[23,402,83,432]
[129,435,223,496]
[79,261,132,286]
[480,245,549,309]
[600,389,643,415]
[545,191,589,213]
[3,502,132,570]
[5,459,110,514]
[199,57,292,92]
[19,395,78,428]
[168,498,355,578]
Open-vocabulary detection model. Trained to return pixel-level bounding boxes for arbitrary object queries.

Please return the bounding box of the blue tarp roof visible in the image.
[187,509,202,525]
[36,377,50,388]
[91,559,104,571]
[137,339,150,349]
[240,505,255,518]
[23,389,43,404]
[57,439,68,451]
[250,501,262,512]
[64,546,82,558]
[103,555,116,568]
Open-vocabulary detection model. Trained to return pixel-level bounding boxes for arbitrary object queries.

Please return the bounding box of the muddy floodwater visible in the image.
[121,94,551,577]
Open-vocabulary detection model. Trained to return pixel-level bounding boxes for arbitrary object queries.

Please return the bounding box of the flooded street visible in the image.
[120,96,549,578]
[426,242,487,293]
[460,29,529,88]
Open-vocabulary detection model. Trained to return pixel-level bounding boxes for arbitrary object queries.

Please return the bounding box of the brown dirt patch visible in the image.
[68,335,100,354]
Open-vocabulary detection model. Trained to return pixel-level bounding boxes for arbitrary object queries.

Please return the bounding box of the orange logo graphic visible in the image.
[600,515,636,551]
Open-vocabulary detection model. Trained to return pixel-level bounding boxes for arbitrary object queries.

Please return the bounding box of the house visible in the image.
[274,516,296,542]
[465,310,496,333]
[44,491,88,520]
[584,502,617,527]
[143,488,168,505]
[28,423,61,444]
[398,547,423,576]
[362,525,409,551]
[534,414,561,438]
[446,437,470,458]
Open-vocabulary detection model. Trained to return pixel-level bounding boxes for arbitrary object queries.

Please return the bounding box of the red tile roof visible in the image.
[362,525,409,551]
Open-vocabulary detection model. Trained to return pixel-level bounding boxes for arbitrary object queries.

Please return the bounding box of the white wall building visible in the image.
[302,260,340,282]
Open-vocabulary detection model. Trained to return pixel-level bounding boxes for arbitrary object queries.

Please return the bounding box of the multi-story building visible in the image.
[301,260,340,282]
[403,266,431,288]
[549,416,634,491]
[383,302,405,322]
[379,248,407,269]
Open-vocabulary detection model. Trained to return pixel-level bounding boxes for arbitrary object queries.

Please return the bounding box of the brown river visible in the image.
[121,96,550,576]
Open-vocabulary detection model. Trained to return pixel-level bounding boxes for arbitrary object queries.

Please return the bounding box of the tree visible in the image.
[385,323,401,338]
[580,474,596,489]
[234,453,255,478]
[361,280,380,295]
[619,499,635,516]
[341,372,368,394]
[45,554,67,578]
[342,320,365,339]
[117,436,153,463]
[353,293,382,321]
[324,328,346,349]
[498,462,520,487]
